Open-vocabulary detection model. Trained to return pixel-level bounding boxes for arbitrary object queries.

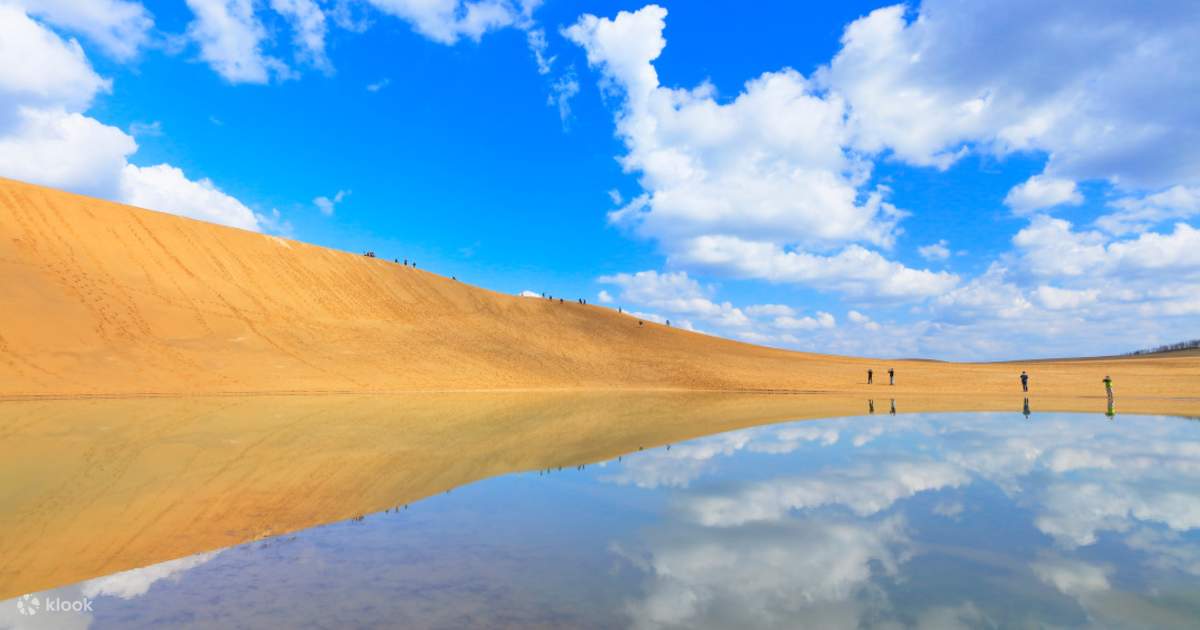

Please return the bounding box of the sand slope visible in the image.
[2,176,1199,398]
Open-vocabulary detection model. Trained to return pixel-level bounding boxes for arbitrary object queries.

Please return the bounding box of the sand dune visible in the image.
[2,176,1199,399]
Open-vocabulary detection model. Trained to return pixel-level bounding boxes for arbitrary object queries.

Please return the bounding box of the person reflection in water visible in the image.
[868,399,875,414]
[1023,397,1031,419]
[889,399,896,415]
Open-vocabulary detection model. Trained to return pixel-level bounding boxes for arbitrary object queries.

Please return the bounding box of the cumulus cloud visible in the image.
[0,108,136,198]
[184,0,293,84]
[269,0,331,71]
[1004,175,1083,215]
[0,5,268,233]
[1099,185,1200,235]
[364,0,525,45]
[598,270,751,329]
[0,4,111,119]
[675,236,957,299]
[565,6,946,299]
[917,239,950,261]
[821,1,1200,188]
[121,164,262,231]
[15,0,154,61]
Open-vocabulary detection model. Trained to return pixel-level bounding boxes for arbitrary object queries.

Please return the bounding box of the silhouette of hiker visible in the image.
[1023,397,1031,419]
[867,369,873,384]
[666,320,671,327]
[868,400,875,414]
[1020,370,1029,392]
[888,368,895,385]
[889,399,896,415]
[1103,374,1114,407]
[638,320,643,326]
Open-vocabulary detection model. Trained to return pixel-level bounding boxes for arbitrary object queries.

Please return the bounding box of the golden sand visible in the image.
[3,176,1199,400]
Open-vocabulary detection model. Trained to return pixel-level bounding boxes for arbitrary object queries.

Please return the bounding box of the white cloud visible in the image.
[366,78,391,92]
[0,4,110,119]
[1034,286,1099,311]
[518,289,539,297]
[184,0,292,84]
[81,551,219,599]
[120,164,262,231]
[1031,557,1111,597]
[547,69,579,126]
[821,1,1200,189]
[598,270,750,329]
[745,304,793,318]
[1099,185,1200,235]
[364,0,522,45]
[606,188,623,205]
[525,27,553,74]
[313,189,349,216]
[0,108,136,198]
[917,239,950,261]
[1004,175,1083,215]
[15,0,154,61]
[683,459,968,527]
[0,5,266,235]
[774,312,835,331]
[269,0,330,71]
[565,6,950,299]
[675,236,957,299]
[1014,215,1200,278]
[597,289,613,303]
[128,120,163,137]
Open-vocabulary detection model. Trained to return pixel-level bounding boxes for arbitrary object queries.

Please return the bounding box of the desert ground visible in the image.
[2,176,1199,401]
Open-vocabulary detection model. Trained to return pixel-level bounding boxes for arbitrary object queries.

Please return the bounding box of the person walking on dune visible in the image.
[1103,375,1114,406]
[1020,370,1029,393]
[888,368,895,386]
[867,369,873,384]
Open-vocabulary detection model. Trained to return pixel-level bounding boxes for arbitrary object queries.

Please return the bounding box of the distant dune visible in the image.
[2,177,1198,400]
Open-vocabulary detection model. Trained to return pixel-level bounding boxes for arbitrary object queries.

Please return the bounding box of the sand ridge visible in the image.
[3,177,1199,399]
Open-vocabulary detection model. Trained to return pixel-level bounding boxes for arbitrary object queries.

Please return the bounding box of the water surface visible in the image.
[4,410,1200,628]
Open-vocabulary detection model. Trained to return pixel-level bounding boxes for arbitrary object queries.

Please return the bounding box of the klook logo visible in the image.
[16,594,39,616]
[14,593,94,616]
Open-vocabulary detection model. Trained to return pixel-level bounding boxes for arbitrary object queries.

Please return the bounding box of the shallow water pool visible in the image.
[4,410,1200,628]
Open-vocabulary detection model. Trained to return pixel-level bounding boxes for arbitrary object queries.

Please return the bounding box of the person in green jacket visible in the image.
[1103,375,1115,416]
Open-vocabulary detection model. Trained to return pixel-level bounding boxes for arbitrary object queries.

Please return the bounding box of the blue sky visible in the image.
[3,0,1198,360]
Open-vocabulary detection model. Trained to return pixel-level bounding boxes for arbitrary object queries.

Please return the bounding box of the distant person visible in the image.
[559,298,563,304]
[1023,397,1031,419]
[638,320,643,326]
[1020,370,1029,392]
[867,369,873,384]
[1103,375,1114,405]
[889,399,896,415]
[404,258,408,266]
[868,399,875,414]
[666,320,671,327]
[888,368,895,386]
[618,307,622,313]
